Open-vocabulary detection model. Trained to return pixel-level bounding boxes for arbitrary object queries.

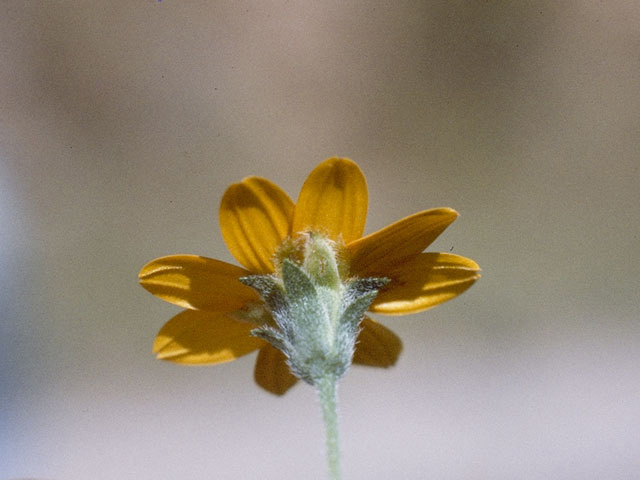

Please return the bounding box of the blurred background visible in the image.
[1,1,639,479]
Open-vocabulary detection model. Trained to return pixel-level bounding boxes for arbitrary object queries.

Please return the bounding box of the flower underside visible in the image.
[139,157,481,395]
[243,231,389,386]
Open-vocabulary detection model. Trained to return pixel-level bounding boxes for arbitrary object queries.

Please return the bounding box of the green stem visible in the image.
[317,375,341,480]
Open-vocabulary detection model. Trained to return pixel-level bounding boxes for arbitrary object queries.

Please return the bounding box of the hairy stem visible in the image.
[317,375,341,480]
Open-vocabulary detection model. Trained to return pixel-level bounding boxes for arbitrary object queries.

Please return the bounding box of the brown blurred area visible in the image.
[1,2,639,478]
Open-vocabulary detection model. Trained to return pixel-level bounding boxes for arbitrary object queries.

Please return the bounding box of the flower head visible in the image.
[139,158,480,394]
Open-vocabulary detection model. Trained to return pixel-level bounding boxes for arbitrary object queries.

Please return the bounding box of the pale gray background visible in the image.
[1,2,639,479]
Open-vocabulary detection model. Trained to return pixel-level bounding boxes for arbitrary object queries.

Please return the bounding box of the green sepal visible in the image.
[240,241,389,387]
[344,277,389,301]
[238,274,287,315]
[302,233,341,290]
[338,290,379,337]
[281,260,328,343]
[250,325,288,353]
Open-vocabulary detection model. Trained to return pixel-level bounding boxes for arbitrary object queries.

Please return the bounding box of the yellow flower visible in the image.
[139,158,480,394]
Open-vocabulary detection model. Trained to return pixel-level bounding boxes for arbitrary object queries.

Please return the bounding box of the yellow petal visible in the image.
[139,255,259,311]
[292,157,367,243]
[353,317,402,367]
[220,176,294,273]
[254,344,298,395]
[370,253,481,315]
[348,208,459,276]
[153,310,264,365]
